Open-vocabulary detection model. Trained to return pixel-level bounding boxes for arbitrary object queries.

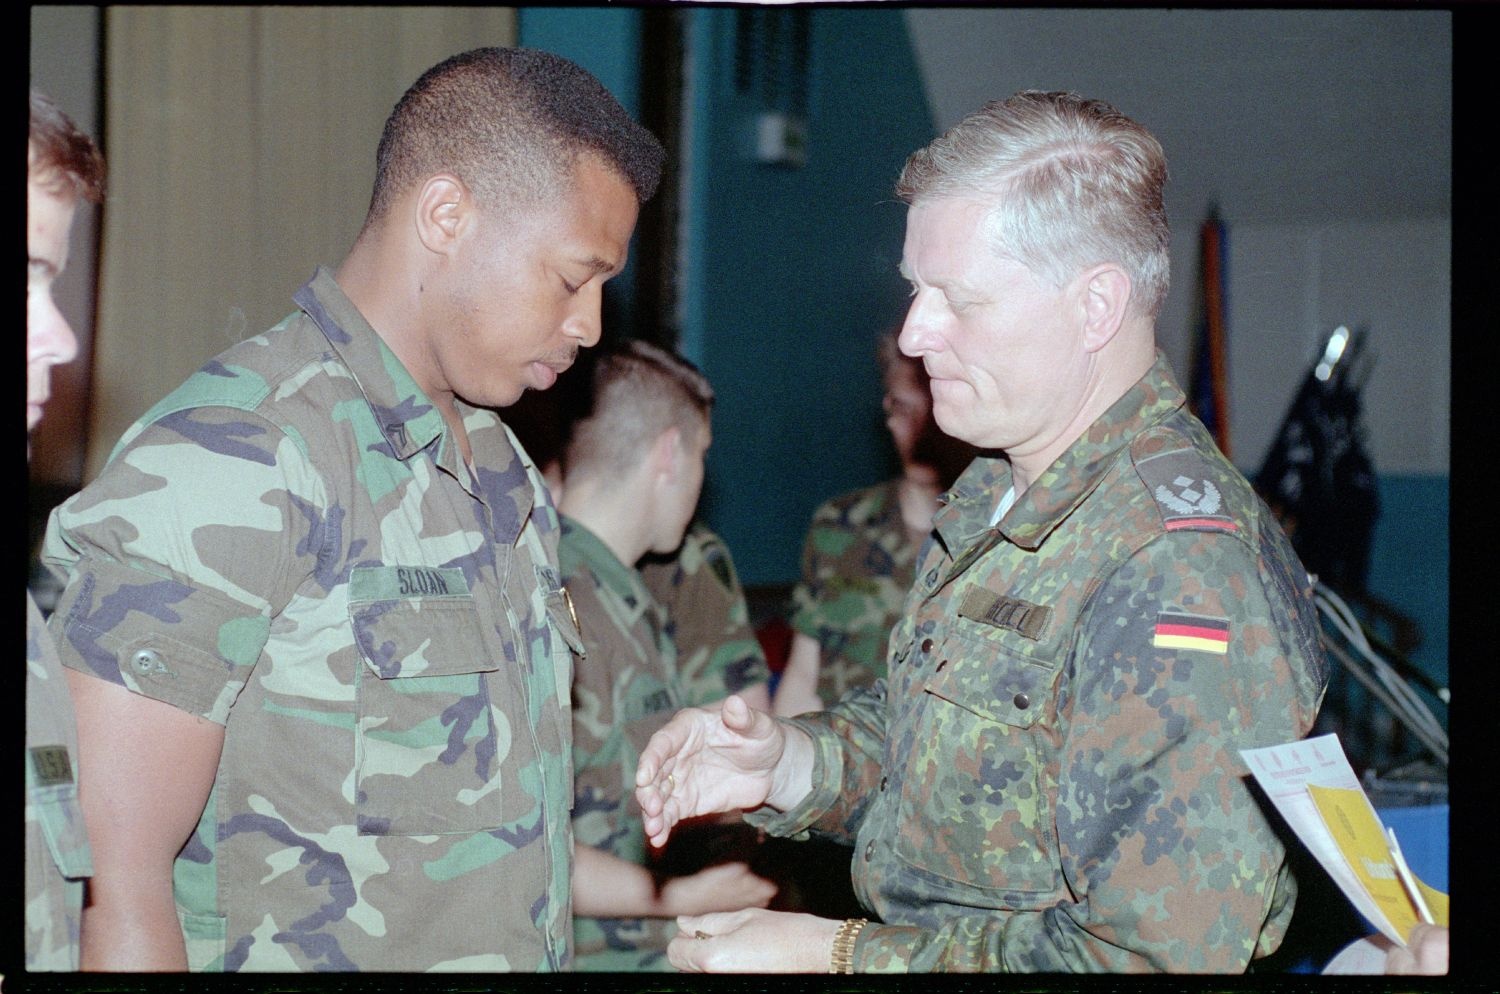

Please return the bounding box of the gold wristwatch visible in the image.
[829,917,868,974]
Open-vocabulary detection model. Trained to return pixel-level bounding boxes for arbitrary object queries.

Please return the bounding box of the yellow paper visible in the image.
[1306,784,1449,938]
[1416,879,1450,928]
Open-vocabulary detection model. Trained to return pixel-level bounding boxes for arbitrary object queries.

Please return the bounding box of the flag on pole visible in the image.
[1254,326,1380,593]
[1188,209,1231,458]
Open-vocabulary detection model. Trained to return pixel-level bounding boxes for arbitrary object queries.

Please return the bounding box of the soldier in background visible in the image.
[773,327,973,717]
[641,522,772,714]
[558,341,775,971]
[44,48,662,971]
[636,91,1328,973]
[26,88,105,973]
[763,328,972,922]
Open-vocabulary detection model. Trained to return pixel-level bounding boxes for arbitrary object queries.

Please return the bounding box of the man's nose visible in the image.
[564,291,603,349]
[34,303,80,365]
[898,293,937,357]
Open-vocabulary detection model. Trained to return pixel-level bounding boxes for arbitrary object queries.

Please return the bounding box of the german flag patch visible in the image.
[1153,612,1230,654]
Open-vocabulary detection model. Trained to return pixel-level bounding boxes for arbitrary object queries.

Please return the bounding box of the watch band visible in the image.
[829,917,868,974]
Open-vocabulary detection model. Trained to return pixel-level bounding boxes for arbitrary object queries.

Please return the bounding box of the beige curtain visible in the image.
[88,7,517,480]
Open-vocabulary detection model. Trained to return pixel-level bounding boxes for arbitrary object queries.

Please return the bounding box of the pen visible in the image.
[1385,826,1435,927]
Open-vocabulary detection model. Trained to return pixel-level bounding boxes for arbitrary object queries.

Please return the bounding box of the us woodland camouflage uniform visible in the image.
[565,519,765,971]
[25,593,93,971]
[42,268,581,972]
[640,522,771,701]
[790,479,919,703]
[748,353,1329,972]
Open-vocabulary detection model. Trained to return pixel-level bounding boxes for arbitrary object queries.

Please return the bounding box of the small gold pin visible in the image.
[560,585,582,638]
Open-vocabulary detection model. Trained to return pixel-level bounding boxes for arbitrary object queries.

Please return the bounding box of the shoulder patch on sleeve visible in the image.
[1133,439,1241,534]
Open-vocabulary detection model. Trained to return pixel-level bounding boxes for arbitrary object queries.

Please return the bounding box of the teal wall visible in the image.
[1364,474,1449,697]
[523,7,936,584]
[518,8,642,115]
[681,10,937,584]
[1315,472,1450,769]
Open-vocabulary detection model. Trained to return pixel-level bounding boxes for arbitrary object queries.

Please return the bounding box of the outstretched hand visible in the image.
[635,694,810,848]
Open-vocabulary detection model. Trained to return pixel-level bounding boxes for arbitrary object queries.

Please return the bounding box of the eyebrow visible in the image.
[898,260,973,296]
[28,255,60,278]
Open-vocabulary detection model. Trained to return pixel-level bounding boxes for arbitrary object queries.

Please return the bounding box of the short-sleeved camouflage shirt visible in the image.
[788,480,918,703]
[750,354,1329,972]
[43,268,581,972]
[25,592,93,972]
[640,522,771,703]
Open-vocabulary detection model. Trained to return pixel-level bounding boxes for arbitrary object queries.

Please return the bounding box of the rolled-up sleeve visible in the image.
[43,406,320,724]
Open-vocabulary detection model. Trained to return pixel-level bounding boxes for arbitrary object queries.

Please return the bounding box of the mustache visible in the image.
[539,345,579,371]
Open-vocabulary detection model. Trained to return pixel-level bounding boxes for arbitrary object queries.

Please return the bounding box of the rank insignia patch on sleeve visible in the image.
[1135,448,1241,534]
[1153,612,1230,654]
[1155,474,1240,534]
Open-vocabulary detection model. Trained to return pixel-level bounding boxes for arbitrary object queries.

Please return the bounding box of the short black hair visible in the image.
[367,47,664,222]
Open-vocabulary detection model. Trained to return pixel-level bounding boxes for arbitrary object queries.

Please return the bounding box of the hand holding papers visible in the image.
[1239,733,1449,947]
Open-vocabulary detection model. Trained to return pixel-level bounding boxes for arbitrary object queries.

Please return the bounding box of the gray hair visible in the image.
[896,90,1170,319]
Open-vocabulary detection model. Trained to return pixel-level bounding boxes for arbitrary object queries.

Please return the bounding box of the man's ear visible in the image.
[1078,263,1133,353]
[650,425,684,480]
[413,174,471,256]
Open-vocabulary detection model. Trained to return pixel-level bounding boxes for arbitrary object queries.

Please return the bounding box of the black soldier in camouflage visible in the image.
[44,49,663,972]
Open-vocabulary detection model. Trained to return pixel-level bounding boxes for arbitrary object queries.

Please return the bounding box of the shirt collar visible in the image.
[293,267,447,462]
[292,267,537,541]
[560,516,657,628]
[934,350,1187,554]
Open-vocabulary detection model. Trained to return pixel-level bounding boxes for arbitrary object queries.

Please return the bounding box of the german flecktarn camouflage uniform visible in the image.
[748,353,1329,972]
[25,592,93,971]
[42,268,581,972]
[789,479,919,703]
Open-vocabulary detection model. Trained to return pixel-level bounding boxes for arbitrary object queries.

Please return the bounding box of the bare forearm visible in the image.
[81,873,188,970]
[772,633,823,717]
[573,845,665,917]
[765,720,816,812]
